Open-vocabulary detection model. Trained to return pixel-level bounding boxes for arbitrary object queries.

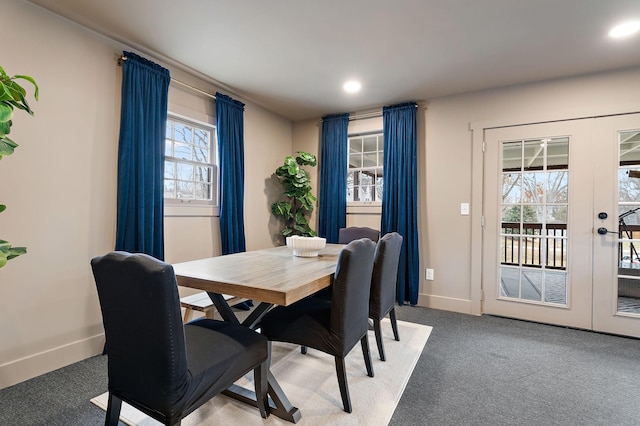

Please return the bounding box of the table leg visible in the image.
[242,302,273,329]
[206,296,301,423]
[208,292,240,324]
[222,375,301,423]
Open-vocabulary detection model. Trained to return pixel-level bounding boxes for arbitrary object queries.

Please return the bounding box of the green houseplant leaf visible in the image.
[271,151,318,240]
[0,102,13,122]
[0,239,27,268]
[0,65,37,267]
[0,135,18,158]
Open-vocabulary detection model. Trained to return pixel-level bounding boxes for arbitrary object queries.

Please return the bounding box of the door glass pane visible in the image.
[502,173,521,203]
[547,171,568,203]
[499,137,568,305]
[500,266,520,298]
[502,141,522,171]
[545,270,567,304]
[617,130,640,315]
[545,236,567,270]
[522,172,544,203]
[521,269,542,302]
[547,137,569,168]
[524,139,544,170]
[500,235,520,265]
[522,206,543,226]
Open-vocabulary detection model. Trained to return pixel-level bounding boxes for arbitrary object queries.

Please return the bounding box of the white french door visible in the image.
[482,114,640,338]
[592,114,640,337]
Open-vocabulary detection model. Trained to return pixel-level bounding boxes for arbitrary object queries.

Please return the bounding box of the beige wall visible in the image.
[290,119,321,239]
[426,67,640,314]
[294,67,640,316]
[0,0,292,388]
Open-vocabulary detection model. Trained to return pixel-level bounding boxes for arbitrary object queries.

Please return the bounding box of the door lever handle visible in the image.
[597,227,618,235]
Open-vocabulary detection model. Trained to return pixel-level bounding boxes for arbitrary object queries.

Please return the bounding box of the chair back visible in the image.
[91,251,188,412]
[330,238,376,353]
[370,232,403,318]
[338,226,380,244]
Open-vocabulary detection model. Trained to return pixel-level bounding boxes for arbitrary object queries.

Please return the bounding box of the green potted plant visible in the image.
[0,65,38,267]
[271,151,318,238]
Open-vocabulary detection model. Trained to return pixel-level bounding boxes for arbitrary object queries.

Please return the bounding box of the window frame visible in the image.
[347,131,384,207]
[164,112,219,217]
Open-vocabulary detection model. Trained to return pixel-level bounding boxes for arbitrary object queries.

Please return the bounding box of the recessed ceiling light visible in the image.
[343,80,361,94]
[608,21,640,39]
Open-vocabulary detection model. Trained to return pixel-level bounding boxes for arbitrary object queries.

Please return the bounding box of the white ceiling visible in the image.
[27,0,640,121]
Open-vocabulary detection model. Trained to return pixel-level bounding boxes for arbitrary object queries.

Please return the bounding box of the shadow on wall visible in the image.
[265,174,285,246]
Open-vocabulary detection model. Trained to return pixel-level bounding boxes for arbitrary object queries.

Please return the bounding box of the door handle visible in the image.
[597,227,618,235]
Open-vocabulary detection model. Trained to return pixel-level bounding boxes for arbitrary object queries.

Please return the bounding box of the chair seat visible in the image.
[185,319,268,379]
[261,297,351,356]
[110,318,268,421]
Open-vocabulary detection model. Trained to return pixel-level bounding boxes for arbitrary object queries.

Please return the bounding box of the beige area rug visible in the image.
[91,319,432,426]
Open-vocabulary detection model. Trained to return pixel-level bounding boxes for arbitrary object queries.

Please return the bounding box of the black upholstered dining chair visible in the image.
[370,232,403,361]
[338,226,380,244]
[260,238,376,413]
[91,251,269,426]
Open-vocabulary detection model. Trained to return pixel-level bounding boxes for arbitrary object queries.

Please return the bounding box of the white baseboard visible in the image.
[417,293,481,315]
[0,333,105,389]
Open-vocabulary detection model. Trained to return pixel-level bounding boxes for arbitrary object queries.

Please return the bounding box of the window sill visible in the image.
[347,203,382,215]
[164,203,219,217]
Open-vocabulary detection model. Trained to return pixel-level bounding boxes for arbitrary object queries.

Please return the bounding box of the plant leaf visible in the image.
[271,202,292,219]
[0,84,13,102]
[7,246,27,260]
[14,75,39,101]
[295,211,308,225]
[6,80,26,99]
[0,118,11,136]
[0,136,18,157]
[296,151,317,166]
[0,103,13,122]
[0,205,6,213]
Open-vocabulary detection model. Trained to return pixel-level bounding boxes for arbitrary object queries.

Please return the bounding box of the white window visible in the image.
[164,115,217,207]
[347,133,383,203]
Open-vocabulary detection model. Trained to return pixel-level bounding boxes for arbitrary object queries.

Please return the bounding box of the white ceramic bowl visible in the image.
[286,236,327,257]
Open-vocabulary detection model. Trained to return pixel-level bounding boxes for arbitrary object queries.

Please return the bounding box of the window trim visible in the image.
[164,112,219,217]
[347,130,384,207]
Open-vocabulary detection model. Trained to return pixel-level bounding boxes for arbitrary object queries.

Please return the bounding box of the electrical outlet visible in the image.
[426,268,434,281]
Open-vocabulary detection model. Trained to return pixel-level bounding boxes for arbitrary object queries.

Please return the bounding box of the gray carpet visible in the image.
[390,307,640,426]
[1,306,639,425]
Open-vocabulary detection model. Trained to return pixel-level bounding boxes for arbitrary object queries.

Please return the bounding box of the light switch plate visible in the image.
[460,203,470,215]
[426,268,434,280]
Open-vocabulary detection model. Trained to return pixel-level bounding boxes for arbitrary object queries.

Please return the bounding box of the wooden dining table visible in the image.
[172,243,344,423]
